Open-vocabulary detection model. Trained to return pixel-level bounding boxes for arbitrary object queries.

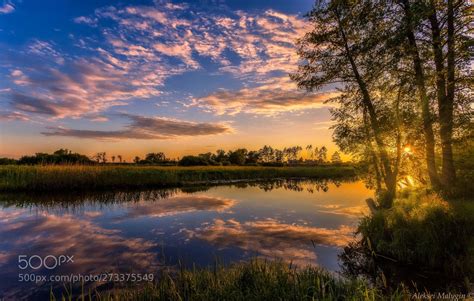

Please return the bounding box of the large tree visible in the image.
[292,0,401,205]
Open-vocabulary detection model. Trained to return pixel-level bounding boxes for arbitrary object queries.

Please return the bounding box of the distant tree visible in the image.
[198,152,217,165]
[133,156,140,164]
[331,151,342,164]
[306,145,313,159]
[117,155,122,163]
[246,151,259,164]
[111,155,116,163]
[274,149,284,163]
[213,149,227,163]
[313,147,319,161]
[0,158,17,165]
[144,152,166,164]
[179,155,209,166]
[258,145,275,163]
[93,152,107,163]
[53,149,72,156]
[228,148,247,165]
[318,147,328,163]
[286,146,302,161]
[18,149,92,165]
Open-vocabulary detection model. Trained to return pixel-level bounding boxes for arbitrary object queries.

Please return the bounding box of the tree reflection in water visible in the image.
[0,178,353,211]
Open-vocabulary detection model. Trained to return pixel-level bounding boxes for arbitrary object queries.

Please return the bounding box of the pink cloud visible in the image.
[0,3,14,14]
[184,218,354,266]
[193,77,339,116]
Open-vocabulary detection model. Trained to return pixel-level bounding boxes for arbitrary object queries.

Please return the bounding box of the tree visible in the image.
[306,145,313,159]
[133,156,140,164]
[274,149,284,163]
[17,149,93,165]
[93,152,107,163]
[318,146,328,163]
[111,155,115,163]
[397,0,440,188]
[292,0,400,205]
[313,147,319,162]
[117,155,122,163]
[246,151,260,164]
[228,149,248,165]
[145,152,166,164]
[178,155,209,166]
[213,149,228,163]
[258,145,275,163]
[385,0,470,190]
[331,151,342,164]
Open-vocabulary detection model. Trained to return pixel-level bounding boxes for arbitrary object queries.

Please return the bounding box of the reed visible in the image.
[0,165,356,192]
[51,259,408,301]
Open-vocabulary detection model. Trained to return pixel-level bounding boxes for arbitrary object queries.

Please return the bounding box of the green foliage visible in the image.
[0,165,356,192]
[53,260,407,301]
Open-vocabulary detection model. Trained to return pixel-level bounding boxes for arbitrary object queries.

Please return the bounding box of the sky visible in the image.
[0,0,340,161]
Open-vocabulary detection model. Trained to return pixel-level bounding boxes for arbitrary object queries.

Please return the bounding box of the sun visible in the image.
[403,146,412,154]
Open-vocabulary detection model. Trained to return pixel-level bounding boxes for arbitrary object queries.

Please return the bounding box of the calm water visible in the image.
[0,179,373,299]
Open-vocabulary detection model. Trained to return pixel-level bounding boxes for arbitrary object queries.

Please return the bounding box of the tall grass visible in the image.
[0,165,356,192]
[51,260,408,301]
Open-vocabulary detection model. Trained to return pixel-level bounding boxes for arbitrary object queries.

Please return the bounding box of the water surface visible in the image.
[0,179,373,299]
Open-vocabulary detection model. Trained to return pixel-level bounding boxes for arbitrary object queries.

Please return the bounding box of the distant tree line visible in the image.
[0,145,344,166]
[13,149,93,165]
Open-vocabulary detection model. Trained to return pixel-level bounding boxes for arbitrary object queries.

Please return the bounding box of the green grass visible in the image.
[0,165,356,192]
[52,260,408,301]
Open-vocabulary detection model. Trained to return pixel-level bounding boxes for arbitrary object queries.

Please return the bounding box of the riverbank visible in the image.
[0,165,356,192]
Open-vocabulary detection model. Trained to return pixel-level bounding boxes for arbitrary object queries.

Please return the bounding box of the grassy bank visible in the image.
[53,260,407,301]
[341,191,474,292]
[0,165,356,192]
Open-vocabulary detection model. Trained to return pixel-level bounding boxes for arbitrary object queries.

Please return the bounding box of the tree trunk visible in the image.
[429,1,456,188]
[363,109,383,191]
[443,0,457,186]
[400,0,440,188]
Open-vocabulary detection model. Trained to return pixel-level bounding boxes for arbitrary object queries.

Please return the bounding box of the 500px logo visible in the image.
[18,255,74,270]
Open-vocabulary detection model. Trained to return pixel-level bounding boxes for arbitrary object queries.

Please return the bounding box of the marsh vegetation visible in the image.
[0,165,356,192]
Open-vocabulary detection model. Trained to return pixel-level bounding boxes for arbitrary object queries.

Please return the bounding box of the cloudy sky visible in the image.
[0,0,338,160]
